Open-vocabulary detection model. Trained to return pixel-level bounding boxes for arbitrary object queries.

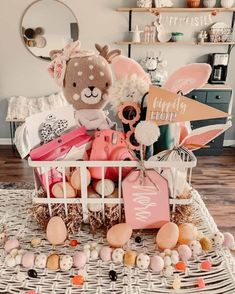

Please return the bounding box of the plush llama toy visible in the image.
[48,41,121,130]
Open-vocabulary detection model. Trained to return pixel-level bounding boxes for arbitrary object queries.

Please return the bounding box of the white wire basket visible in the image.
[28,148,197,224]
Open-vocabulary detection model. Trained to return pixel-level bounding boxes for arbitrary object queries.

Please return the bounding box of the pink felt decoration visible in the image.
[111,55,151,83]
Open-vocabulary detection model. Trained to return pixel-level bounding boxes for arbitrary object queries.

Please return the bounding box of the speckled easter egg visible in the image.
[52,182,76,198]
[70,168,91,190]
[60,255,73,271]
[99,246,112,262]
[107,223,133,248]
[156,222,179,250]
[46,216,67,245]
[73,251,87,269]
[177,244,192,261]
[35,253,47,269]
[150,255,164,272]
[4,239,20,253]
[223,232,234,248]
[178,223,197,245]
[22,252,35,268]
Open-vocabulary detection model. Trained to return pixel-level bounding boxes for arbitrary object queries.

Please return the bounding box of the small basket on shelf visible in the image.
[209,28,233,43]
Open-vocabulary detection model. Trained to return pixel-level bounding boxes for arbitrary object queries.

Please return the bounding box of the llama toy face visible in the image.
[63,55,113,110]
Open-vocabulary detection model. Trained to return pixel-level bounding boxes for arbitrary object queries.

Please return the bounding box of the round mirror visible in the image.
[21,0,79,60]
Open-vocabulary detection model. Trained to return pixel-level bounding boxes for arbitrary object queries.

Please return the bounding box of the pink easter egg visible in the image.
[107,223,133,248]
[223,232,234,248]
[150,255,164,272]
[4,239,20,253]
[99,246,112,262]
[22,252,35,268]
[177,244,192,261]
[73,251,87,269]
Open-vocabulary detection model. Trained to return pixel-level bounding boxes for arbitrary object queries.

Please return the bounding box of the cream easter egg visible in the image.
[52,182,76,198]
[46,216,67,245]
[156,222,179,250]
[93,179,115,196]
[70,168,91,190]
[178,223,197,245]
[107,223,133,248]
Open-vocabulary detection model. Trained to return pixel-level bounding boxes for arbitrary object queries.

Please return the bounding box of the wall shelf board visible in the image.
[117,7,235,13]
[115,41,235,45]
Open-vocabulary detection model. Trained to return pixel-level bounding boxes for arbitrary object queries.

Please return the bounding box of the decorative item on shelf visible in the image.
[198,30,208,43]
[25,28,35,39]
[159,14,213,27]
[144,25,151,42]
[35,36,47,48]
[137,0,153,8]
[131,25,143,43]
[35,27,44,35]
[203,0,216,7]
[171,32,184,42]
[209,22,233,42]
[221,0,234,7]
[187,0,201,7]
[154,0,173,7]
[150,24,156,42]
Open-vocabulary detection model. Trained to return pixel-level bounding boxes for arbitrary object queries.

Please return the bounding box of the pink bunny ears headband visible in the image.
[48,40,94,87]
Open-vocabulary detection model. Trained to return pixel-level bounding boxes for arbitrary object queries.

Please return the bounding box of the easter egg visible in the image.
[4,239,20,253]
[35,253,47,269]
[93,179,115,196]
[107,223,132,248]
[150,255,164,272]
[211,231,224,246]
[73,251,87,269]
[22,251,35,268]
[47,254,59,270]
[87,187,102,212]
[112,248,125,264]
[156,222,179,250]
[99,246,112,262]
[189,240,202,257]
[136,253,150,269]
[46,216,67,245]
[70,168,91,190]
[200,237,213,252]
[223,232,234,248]
[178,223,197,245]
[60,255,73,271]
[124,250,137,267]
[177,244,192,261]
[52,182,76,198]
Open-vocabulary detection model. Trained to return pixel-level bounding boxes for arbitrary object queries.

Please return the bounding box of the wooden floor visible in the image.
[0,146,234,235]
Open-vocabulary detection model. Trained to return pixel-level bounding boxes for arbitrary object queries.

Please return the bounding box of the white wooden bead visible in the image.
[136,253,150,270]
[112,248,124,264]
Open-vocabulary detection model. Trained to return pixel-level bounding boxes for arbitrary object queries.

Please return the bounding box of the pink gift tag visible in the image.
[122,169,170,229]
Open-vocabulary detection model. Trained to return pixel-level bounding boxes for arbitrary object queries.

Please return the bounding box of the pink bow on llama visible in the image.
[48,40,94,87]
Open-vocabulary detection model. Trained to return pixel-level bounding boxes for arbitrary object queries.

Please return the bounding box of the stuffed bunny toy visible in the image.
[48,41,121,131]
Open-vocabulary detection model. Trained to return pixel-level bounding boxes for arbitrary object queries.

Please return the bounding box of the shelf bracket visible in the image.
[128,10,132,58]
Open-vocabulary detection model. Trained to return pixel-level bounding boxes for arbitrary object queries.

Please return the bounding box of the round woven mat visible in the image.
[0,189,235,294]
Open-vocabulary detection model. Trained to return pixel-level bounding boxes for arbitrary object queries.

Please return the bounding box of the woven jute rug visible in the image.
[0,189,235,294]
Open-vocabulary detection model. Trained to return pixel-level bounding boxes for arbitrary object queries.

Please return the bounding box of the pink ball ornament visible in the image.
[223,232,234,248]
[150,255,164,272]
[22,252,35,268]
[177,244,192,261]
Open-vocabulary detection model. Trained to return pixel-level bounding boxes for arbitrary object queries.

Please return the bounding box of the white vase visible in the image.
[203,0,216,7]
[221,0,234,7]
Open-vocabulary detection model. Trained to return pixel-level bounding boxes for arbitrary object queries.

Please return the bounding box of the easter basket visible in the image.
[28,147,197,234]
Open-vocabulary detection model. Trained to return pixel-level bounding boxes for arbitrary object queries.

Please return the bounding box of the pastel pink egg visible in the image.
[156,222,179,250]
[107,223,133,248]
[177,244,192,261]
[73,251,87,269]
[99,246,112,262]
[223,232,234,248]
[4,239,20,253]
[22,252,35,268]
[150,255,164,272]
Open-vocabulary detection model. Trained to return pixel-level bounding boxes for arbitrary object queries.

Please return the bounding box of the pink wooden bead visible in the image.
[73,251,87,269]
[99,246,112,262]
[22,252,35,268]
[197,277,205,288]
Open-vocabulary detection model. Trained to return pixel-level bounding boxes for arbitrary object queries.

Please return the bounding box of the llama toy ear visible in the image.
[180,121,232,150]
[163,63,212,95]
[111,55,151,83]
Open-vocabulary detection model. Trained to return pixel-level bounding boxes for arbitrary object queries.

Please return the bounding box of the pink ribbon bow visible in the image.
[48,40,94,87]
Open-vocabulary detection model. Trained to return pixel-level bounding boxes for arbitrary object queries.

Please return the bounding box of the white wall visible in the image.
[0,0,234,141]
